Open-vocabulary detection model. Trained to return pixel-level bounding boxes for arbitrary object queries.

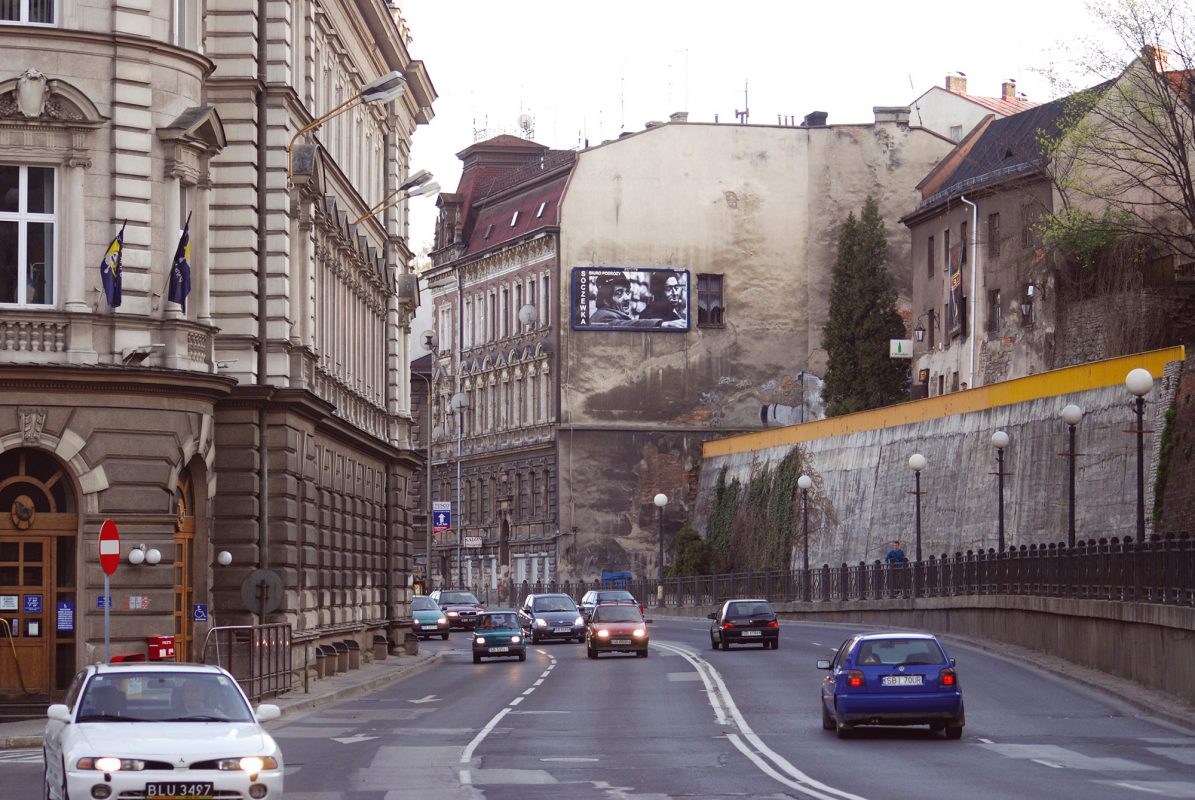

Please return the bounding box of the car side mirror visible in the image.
[950,658,956,667]
[706,612,717,620]
[816,659,831,670]
[47,704,71,723]
[255,704,281,722]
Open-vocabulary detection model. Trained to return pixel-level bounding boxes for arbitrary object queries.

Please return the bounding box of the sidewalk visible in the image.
[0,648,443,750]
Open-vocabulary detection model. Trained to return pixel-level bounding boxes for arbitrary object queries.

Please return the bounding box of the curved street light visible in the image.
[654,492,668,605]
[797,474,813,601]
[1125,368,1153,541]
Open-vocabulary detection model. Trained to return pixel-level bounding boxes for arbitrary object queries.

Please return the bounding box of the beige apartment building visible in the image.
[0,1,433,708]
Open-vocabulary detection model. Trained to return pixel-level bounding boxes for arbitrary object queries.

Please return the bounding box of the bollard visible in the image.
[403,632,419,656]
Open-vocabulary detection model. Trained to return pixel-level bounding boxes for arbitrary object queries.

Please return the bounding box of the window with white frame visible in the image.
[1,0,54,24]
[173,0,202,50]
[0,164,55,306]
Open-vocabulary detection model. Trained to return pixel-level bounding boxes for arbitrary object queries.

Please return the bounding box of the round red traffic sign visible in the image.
[99,519,120,576]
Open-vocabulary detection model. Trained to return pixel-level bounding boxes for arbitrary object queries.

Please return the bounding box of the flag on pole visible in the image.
[100,222,125,308]
[168,212,192,312]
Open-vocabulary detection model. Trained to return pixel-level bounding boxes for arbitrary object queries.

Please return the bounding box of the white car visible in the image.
[44,662,284,800]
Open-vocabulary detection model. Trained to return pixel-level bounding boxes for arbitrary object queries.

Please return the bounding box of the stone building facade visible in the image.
[0,1,433,706]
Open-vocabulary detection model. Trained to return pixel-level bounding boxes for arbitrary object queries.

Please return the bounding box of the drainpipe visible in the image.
[256,0,270,571]
[959,195,978,388]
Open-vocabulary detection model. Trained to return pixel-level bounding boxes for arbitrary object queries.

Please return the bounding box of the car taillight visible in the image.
[767,620,779,628]
[939,667,957,687]
[846,670,865,688]
[722,622,734,630]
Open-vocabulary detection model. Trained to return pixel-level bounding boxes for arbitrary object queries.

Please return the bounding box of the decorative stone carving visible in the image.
[17,68,48,118]
[18,406,47,444]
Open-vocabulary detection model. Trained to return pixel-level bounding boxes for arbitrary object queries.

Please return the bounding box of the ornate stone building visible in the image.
[0,1,433,708]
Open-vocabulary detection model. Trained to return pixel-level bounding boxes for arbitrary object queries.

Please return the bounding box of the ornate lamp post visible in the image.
[991,431,1009,553]
[797,474,813,601]
[1125,368,1153,541]
[653,493,668,605]
[1060,404,1083,547]
[908,453,926,597]
[450,391,470,586]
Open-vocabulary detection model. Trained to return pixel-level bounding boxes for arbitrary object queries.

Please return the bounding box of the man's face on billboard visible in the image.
[611,284,632,312]
[664,276,684,307]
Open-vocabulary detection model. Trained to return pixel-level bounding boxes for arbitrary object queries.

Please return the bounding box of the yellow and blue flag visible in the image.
[100,222,125,307]
[168,212,192,312]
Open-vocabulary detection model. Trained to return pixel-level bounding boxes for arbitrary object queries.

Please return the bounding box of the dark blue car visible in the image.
[817,632,964,739]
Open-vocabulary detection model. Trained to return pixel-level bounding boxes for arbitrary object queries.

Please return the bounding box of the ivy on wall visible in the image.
[705,450,808,572]
[706,466,740,572]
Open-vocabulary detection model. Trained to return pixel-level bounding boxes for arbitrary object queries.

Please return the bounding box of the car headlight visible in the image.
[78,758,145,772]
[633,629,646,637]
[511,635,521,643]
[535,618,547,628]
[437,616,448,625]
[475,637,486,645]
[215,757,279,772]
[447,611,459,617]
[574,616,584,626]
[596,629,609,638]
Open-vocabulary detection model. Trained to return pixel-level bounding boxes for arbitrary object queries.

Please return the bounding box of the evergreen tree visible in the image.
[821,197,908,416]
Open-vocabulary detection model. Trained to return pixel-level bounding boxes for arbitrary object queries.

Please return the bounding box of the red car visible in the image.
[429,589,485,630]
[586,604,649,658]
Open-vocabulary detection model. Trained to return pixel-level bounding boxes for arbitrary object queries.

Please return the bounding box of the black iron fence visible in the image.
[477,533,1194,610]
[200,623,292,702]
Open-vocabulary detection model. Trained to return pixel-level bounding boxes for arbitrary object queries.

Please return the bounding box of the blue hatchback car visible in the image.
[817,632,964,739]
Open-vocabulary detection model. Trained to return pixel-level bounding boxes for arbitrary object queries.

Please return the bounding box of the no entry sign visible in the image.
[99,519,120,576]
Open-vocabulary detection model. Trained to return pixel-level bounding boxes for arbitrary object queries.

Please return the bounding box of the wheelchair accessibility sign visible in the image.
[192,603,209,623]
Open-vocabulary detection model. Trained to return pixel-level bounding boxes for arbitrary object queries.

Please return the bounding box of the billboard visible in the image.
[571,267,690,331]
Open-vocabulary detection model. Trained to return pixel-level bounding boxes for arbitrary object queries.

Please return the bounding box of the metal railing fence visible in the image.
[473,533,1193,610]
[200,623,292,702]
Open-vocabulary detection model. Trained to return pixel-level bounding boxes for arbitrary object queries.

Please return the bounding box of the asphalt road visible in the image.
[5,618,1194,799]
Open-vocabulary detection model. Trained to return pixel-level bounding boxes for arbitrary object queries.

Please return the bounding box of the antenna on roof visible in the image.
[735,80,749,124]
[908,74,924,127]
[518,113,535,140]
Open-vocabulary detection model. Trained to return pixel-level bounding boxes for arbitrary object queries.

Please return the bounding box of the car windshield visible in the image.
[533,597,577,613]
[440,592,479,604]
[412,597,438,611]
[77,672,252,723]
[727,601,772,617]
[477,613,519,629]
[855,638,947,666]
[597,591,635,602]
[593,606,642,623]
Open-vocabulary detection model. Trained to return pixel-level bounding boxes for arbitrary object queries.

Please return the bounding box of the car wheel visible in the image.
[945,724,964,740]
[822,703,835,730]
[530,632,540,645]
[720,639,729,651]
[441,633,449,640]
[772,639,780,650]
[518,650,527,662]
[587,644,598,659]
[835,715,852,739]
[710,633,719,650]
[637,649,648,658]
[473,653,482,664]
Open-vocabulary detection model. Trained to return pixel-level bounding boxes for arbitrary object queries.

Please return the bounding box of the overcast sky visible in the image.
[400,0,1122,259]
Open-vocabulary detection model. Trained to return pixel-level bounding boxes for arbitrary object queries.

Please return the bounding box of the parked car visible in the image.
[44,662,284,800]
[578,589,643,621]
[817,632,964,739]
[472,610,527,663]
[412,595,449,639]
[519,593,586,643]
[429,588,485,630]
[586,604,649,658]
[708,598,780,650]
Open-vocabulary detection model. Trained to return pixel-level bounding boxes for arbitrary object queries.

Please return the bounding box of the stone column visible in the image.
[195,176,212,326]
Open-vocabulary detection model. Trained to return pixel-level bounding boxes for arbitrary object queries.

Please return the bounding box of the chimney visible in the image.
[1002,79,1017,101]
[873,106,910,124]
[669,111,689,123]
[1142,44,1170,72]
[945,73,967,94]
[801,110,828,127]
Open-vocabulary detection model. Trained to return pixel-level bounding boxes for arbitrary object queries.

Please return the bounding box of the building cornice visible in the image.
[0,364,235,402]
[2,26,217,77]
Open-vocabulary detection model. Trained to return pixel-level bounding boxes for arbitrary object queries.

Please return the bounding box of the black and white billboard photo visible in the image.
[571,267,690,332]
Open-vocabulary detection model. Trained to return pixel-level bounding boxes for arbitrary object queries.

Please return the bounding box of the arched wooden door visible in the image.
[173,473,195,662]
[0,449,76,701]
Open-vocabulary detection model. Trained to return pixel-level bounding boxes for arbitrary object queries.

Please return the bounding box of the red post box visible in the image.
[147,635,176,660]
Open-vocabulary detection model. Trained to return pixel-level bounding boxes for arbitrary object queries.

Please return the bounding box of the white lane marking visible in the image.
[540,671,551,678]
[1103,781,1195,796]
[510,697,524,706]
[541,757,600,763]
[0,749,41,763]
[461,706,512,763]
[459,769,472,785]
[1032,760,1064,769]
[655,640,866,800]
[331,734,378,744]
[534,679,545,686]
[522,687,536,696]
[408,694,439,704]
[978,738,994,744]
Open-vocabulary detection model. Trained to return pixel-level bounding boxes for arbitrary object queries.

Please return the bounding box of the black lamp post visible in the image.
[908,453,926,597]
[798,474,812,601]
[1060,403,1083,547]
[1125,369,1153,542]
[991,431,1009,553]
[654,492,668,605]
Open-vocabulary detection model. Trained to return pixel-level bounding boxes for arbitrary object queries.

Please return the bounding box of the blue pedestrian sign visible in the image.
[192,603,209,623]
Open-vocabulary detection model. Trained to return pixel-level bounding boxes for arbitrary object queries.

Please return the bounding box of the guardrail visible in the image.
[476,533,1193,610]
[200,623,293,701]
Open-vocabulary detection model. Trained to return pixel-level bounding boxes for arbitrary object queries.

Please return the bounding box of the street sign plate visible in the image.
[889,339,913,359]
[433,509,452,532]
[241,569,284,617]
[463,536,483,548]
[99,519,120,576]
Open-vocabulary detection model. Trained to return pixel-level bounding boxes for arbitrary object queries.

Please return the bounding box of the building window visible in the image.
[1,0,54,23]
[927,235,934,278]
[510,210,519,227]
[1021,205,1037,248]
[987,290,1001,333]
[0,165,55,306]
[536,201,546,218]
[926,308,936,349]
[697,273,724,326]
[949,125,963,142]
[988,213,1001,258]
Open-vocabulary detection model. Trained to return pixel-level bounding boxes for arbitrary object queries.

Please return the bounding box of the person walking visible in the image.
[884,540,907,565]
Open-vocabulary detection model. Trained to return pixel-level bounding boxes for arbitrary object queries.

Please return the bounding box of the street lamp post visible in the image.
[991,431,1009,553]
[654,493,668,605]
[287,70,406,180]
[450,391,470,586]
[797,474,813,601]
[1060,404,1084,547]
[1125,368,1153,542]
[908,453,926,597]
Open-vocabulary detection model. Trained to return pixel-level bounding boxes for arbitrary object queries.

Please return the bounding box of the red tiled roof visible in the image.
[957,92,1040,116]
[462,168,571,257]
